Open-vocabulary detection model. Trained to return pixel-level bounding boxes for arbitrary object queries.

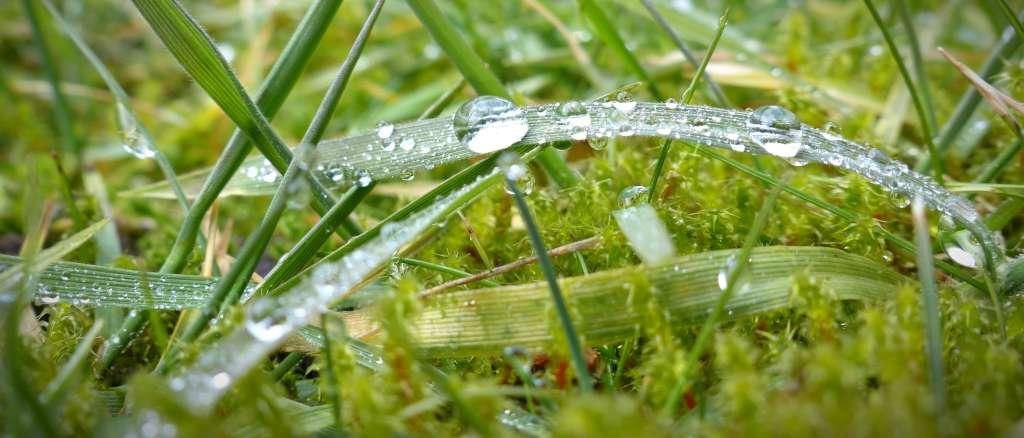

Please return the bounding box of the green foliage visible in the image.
[2,0,1024,436]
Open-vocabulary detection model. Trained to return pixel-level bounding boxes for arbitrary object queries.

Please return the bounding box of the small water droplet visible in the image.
[399,136,416,151]
[945,246,977,268]
[498,152,530,185]
[116,102,156,159]
[355,170,372,187]
[211,372,231,389]
[665,98,679,109]
[822,121,843,140]
[558,101,591,141]
[376,120,394,139]
[453,96,529,154]
[717,255,737,291]
[747,105,803,158]
[612,91,637,113]
[589,137,610,151]
[618,185,649,208]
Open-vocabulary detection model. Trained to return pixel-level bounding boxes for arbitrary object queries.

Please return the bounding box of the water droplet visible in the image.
[376,120,394,139]
[453,96,529,154]
[612,91,637,113]
[355,170,372,187]
[822,121,843,140]
[558,101,591,141]
[665,98,679,109]
[381,139,396,152]
[498,152,529,184]
[285,176,310,210]
[747,105,803,158]
[399,169,415,181]
[116,102,156,159]
[399,137,416,152]
[590,137,610,151]
[211,372,231,389]
[618,185,649,208]
[717,255,737,291]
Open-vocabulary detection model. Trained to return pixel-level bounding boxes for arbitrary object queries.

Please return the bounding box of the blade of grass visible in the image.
[158,0,347,275]
[40,0,191,212]
[578,0,663,100]
[649,8,728,202]
[252,78,465,296]
[404,0,578,188]
[663,175,785,415]
[639,0,730,107]
[998,0,1024,39]
[863,0,942,180]
[319,315,344,434]
[99,0,347,374]
[917,28,1020,172]
[21,0,79,158]
[154,0,386,375]
[398,257,502,288]
[910,197,947,415]
[169,169,493,414]
[502,152,592,392]
[895,0,938,131]
[129,0,347,223]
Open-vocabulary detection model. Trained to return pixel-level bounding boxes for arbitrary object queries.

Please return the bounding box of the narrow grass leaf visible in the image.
[911,197,947,414]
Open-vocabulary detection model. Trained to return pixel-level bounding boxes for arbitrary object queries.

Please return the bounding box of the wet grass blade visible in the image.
[910,197,947,415]
[863,0,942,180]
[154,0,387,375]
[327,247,904,356]
[158,0,346,275]
[129,0,344,221]
[504,153,593,393]
[99,0,348,374]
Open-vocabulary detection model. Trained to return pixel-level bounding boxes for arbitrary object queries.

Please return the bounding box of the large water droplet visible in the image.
[747,105,803,158]
[558,101,591,141]
[116,102,156,159]
[376,120,394,139]
[618,185,649,208]
[355,169,373,187]
[453,96,529,154]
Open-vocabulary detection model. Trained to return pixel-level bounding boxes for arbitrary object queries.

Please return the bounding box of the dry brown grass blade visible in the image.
[938,47,1024,124]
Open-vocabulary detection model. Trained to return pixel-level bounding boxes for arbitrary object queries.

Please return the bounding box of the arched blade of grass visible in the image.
[663,175,785,415]
[153,0,386,375]
[21,0,78,158]
[917,28,1020,173]
[129,0,348,224]
[99,0,349,373]
[404,0,578,188]
[578,0,663,100]
[167,170,493,414]
[649,8,728,202]
[40,0,191,212]
[895,0,938,131]
[911,197,947,415]
[639,0,731,108]
[863,0,942,180]
[503,152,593,393]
